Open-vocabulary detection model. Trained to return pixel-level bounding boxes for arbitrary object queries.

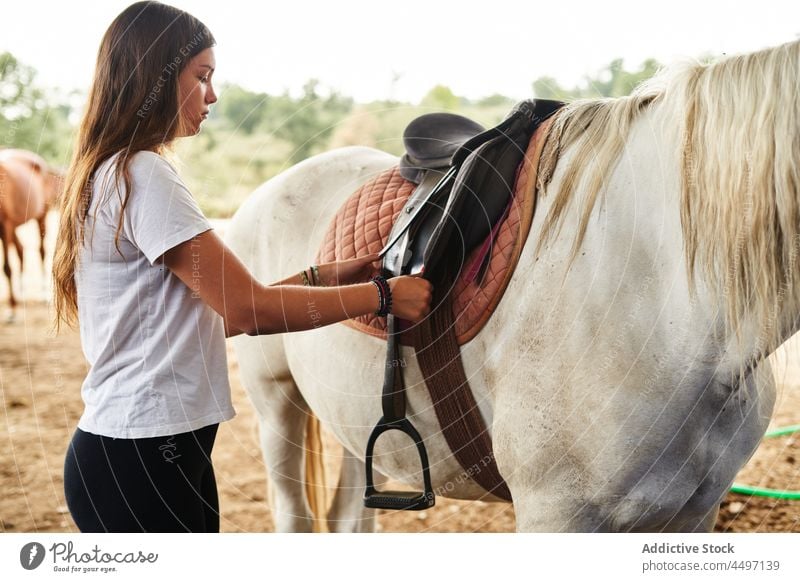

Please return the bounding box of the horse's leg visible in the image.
[492,377,632,532]
[232,335,315,533]
[495,358,776,532]
[658,362,776,533]
[255,386,314,532]
[497,403,727,533]
[327,447,382,533]
[37,214,47,297]
[12,227,24,299]
[1,222,17,321]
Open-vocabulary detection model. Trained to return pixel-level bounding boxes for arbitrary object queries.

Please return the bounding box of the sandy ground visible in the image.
[0,215,798,533]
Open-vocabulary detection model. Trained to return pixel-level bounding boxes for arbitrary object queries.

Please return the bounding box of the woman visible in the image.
[51,1,432,533]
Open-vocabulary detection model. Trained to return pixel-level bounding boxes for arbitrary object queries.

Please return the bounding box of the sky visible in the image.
[2,0,800,103]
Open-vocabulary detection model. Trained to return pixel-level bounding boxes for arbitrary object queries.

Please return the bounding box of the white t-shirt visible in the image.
[75,150,235,439]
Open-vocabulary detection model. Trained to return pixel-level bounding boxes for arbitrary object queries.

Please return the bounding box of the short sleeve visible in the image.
[122,151,212,266]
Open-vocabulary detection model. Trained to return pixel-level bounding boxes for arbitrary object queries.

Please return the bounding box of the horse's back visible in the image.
[0,149,47,173]
[226,146,396,281]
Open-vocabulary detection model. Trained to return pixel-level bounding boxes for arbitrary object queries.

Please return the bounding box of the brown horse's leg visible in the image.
[12,228,24,274]
[1,222,17,310]
[37,214,49,300]
[37,214,46,269]
[11,227,25,301]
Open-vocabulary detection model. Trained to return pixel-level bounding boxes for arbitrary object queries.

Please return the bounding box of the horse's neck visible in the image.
[497,105,739,384]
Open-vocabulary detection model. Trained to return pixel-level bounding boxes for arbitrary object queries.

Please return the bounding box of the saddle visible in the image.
[384,99,563,279]
[316,100,563,510]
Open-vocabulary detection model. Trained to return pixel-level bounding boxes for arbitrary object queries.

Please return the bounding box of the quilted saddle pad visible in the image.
[315,125,547,346]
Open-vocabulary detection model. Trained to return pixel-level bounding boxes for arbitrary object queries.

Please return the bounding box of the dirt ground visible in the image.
[1,216,798,533]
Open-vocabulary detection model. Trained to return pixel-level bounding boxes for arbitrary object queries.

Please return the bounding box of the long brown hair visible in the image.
[52,1,215,331]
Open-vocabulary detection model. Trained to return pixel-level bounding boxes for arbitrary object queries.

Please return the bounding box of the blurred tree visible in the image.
[593,58,660,97]
[475,93,515,108]
[260,79,353,163]
[0,52,39,112]
[0,51,74,165]
[421,85,460,110]
[531,76,578,101]
[0,49,690,219]
[328,107,380,149]
[215,83,270,134]
[532,58,662,100]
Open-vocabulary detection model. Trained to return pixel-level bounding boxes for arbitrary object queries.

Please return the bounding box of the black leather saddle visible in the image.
[398,113,486,184]
[364,99,563,511]
[382,99,563,279]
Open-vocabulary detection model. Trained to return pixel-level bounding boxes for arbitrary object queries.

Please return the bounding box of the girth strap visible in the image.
[413,289,513,501]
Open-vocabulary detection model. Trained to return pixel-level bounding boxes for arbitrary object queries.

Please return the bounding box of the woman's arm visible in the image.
[160,229,431,336]
[218,255,378,337]
[221,272,311,338]
[267,254,381,288]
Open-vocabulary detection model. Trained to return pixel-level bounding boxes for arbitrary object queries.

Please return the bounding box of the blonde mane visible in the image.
[536,39,800,353]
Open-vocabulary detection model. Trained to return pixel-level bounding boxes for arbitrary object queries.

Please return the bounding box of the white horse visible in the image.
[226,40,800,532]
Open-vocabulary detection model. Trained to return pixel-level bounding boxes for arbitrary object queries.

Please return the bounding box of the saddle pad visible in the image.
[316,128,544,346]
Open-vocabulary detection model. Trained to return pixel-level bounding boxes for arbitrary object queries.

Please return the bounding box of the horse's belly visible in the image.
[283,323,498,500]
[0,162,45,223]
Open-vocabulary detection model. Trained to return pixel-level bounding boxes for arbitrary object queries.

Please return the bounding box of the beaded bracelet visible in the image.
[370,275,392,317]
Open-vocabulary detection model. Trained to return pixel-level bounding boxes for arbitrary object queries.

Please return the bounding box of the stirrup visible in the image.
[363,417,435,511]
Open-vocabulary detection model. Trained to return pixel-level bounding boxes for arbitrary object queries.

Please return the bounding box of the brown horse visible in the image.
[0,149,63,319]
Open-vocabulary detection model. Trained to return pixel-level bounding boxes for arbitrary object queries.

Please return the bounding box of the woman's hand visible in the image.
[313,255,433,321]
[388,275,433,322]
[317,253,380,286]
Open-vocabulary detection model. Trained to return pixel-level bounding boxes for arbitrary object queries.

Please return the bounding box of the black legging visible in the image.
[64,424,220,532]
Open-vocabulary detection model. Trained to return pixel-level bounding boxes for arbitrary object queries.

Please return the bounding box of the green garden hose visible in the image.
[729,424,800,500]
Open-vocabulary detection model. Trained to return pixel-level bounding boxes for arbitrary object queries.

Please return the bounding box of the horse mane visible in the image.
[536,39,800,352]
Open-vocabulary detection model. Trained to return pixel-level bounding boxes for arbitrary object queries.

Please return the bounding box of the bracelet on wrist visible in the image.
[371,275,392,317]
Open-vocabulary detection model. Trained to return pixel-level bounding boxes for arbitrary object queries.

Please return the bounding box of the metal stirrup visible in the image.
[363,311,435,511]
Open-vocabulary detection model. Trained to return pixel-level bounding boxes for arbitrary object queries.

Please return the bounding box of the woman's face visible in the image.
[177,47,217,137]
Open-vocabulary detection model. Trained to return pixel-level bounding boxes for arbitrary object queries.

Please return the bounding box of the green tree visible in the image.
[0,52,39,112]
[0,51,73,164]
[475,93,514,108]
[420,85,460,110]
[215,84,270,134]
[260,80,353,163]
[532,58,663,100]
[590,58,661,97]
[531,76,579,101]
[328,107,380,149]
